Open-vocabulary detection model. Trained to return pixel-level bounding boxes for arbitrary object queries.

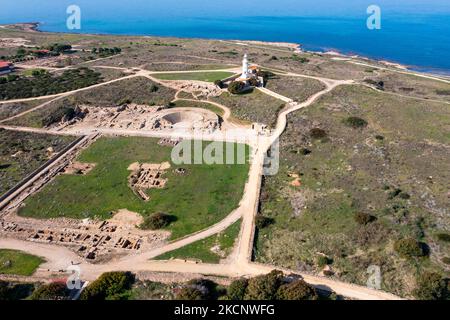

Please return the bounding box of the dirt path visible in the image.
[0,124,80,136]
[149,68,240,75]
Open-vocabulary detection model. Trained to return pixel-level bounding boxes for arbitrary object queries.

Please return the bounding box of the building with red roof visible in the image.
[0,61,13,75]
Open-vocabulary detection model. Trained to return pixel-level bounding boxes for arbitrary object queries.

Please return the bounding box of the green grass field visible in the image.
[152,71,235,82]
[154,219,241,263]
[19,137,250,239]
[0,249,44,276]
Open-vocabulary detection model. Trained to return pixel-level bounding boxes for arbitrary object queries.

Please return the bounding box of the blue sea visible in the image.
[1,0,450,75]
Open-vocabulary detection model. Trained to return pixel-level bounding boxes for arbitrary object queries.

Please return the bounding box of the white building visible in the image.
[235,54,263,86]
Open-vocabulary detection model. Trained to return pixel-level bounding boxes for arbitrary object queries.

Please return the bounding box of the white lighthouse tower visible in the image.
[241,53,249,79]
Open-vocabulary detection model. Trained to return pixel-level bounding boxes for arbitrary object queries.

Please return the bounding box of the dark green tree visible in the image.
[227,278,248,300]
[276,280,318,300]
[244,270,283,300]
[228,81,245,94]
[413,272,448,300]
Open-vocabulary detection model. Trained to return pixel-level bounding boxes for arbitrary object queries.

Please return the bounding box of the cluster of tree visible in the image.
[228,81,246,94]
[30,282,71,300]
[0,280,35,300]
[175,279,223,300]
[140,212,176,230]
[0,67,102,100]
[80,272,135,300]
[414,272,449,300]
[92,47,122,57]
[45,43,73,53]
[30,69,48,77]
[1,44,72,63]
[173,271,319,301]
[227,270,318,300]
[0,74,19,84]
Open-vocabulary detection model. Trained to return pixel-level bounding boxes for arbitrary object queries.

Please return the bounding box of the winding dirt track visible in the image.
[0,65,406,300]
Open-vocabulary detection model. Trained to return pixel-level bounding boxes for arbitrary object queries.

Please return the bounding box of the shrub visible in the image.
[413,272,448,300]
[343,116,368,129]
[399,192,411,200]
[352,222,389,247]
[394,238,424,258]
[316,256,330,268]
[300,148,312,155]
[256,70,274,82]
[436,89,450,96]
[248,78,259,87]
[185,279,219,300]
[309,128,327,139]
[214,80,224,89]
[364,79,384,90]
[442,257,450,265]
[244,270,283,300]
[176,286,205,300]
[140,212,174,230]
[354,212,375,225]
[436,233,450,242]
[255,215,274,229]
[388,188,402,199]
[291,55,309,63]
[276,280,318,300]
[30,282,70,300]
[32,69,46,77]
[227,278,248,300]
[80,271,134,300]
[228,81,245,94]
